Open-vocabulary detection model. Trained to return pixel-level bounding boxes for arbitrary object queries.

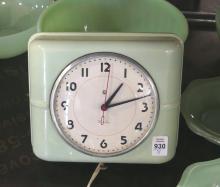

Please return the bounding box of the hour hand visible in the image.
[101,83,123,111]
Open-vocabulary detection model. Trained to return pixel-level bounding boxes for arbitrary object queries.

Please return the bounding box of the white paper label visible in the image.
[152,136,168,156]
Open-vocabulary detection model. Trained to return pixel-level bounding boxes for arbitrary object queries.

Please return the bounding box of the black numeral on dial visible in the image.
[81,135,88,143]
[121,136,127,145]
[124,68,127,78]
[142,102,148,112]
[67,120,74,129]
[137,83,143,92]
[101,62,111,72]
[135,122,143,131]
[82,68,88,77]
[100,139,107,148]
[66,82,77,91]
[61,101,68,110]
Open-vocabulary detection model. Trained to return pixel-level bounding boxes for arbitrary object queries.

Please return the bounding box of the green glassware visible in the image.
[38,0,188,42]
[177,158,220,187]
[0,0,52,59]
[181,77,220,145]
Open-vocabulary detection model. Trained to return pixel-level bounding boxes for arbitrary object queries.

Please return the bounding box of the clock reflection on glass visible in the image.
[50,52,159,157]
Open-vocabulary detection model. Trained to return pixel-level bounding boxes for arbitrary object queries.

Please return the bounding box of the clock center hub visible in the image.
[73,76,136,136]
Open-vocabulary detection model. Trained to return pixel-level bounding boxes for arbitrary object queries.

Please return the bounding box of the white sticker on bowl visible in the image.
[152,136,168,156]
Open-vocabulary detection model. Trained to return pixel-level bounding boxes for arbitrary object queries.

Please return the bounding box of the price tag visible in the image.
[152,136,168,156]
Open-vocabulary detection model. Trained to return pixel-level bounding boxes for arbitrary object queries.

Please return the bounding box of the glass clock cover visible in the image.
[50,52,159,157]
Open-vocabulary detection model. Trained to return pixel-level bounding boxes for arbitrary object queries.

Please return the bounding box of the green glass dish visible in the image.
[37,0,188,42]
[0,0,52,59]
[177,158,220,187]
[181,77,220,145]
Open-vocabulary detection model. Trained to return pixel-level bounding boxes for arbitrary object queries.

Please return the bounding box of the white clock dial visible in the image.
[50,52,159,157]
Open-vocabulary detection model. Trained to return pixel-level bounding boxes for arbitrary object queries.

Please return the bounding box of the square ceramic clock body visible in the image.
[28,33,183,164]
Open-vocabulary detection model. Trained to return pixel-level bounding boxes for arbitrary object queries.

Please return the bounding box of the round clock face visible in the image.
[50,52,159,157]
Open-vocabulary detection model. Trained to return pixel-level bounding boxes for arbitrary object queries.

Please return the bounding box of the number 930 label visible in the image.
[152,136,168,156]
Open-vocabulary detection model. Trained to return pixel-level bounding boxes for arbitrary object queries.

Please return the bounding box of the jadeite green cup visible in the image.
[0,0,52,59]
[38,0,188,42]
[181,77,220,145]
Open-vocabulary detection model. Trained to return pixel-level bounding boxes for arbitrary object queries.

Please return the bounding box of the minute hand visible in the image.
[107,94,150,109]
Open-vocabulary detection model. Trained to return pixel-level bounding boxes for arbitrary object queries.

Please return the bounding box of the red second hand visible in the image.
[100,69,111,125]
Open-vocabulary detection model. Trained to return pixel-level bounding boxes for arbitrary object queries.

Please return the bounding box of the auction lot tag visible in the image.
[152,136,168,156]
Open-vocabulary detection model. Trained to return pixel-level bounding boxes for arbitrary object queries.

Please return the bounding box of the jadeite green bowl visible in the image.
[38,0,188,42]
[181,77,220,145]
[0,0,51,59]
[177,158,220,187]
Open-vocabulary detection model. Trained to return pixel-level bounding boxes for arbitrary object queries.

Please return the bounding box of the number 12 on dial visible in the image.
[50,52,159,157]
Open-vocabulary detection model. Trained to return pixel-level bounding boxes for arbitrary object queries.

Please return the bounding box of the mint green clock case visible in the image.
[28,33,183,163]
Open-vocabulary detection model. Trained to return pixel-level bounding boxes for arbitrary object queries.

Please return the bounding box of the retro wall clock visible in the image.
[28,33,183,163]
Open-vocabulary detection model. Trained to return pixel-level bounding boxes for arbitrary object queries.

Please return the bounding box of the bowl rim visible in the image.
[181,76,220,145]
[37,0,189,42]
[0,25,35,39]
[177,158,220,187]
[0,0,52,59]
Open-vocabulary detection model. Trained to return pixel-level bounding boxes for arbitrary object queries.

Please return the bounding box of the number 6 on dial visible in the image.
[28,33,183,163]
[50,52,159,157]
